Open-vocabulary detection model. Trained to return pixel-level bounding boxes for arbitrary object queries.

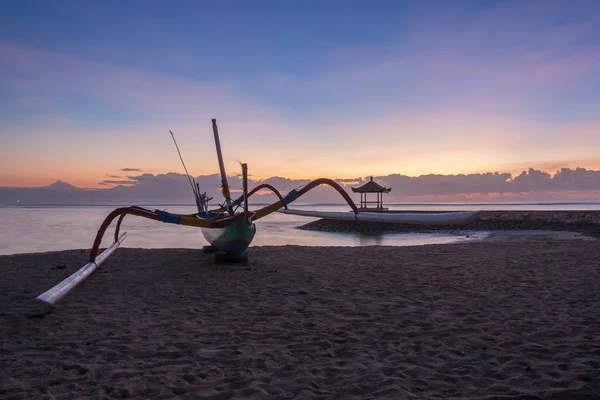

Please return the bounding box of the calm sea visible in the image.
[1,203,599,256]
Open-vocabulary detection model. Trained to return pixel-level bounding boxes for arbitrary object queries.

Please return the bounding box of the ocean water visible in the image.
[1,203,599,256]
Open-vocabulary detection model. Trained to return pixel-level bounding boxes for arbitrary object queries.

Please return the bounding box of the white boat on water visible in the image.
[280,208,481,225]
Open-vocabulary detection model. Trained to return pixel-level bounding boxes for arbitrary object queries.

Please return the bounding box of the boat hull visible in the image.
[280,209,481,225]
[201,219,256,255]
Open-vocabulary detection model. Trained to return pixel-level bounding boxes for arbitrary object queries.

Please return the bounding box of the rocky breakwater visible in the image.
[297,210,600,238]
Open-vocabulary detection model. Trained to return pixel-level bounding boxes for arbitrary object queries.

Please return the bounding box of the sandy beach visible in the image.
[2,239,600,399]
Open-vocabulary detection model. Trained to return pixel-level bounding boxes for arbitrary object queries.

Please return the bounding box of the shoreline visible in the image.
[2,240,600,399]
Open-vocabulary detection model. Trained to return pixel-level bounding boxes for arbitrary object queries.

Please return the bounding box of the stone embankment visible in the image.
[297,211,600,238]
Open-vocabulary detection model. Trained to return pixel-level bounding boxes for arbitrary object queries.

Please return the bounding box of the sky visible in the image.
[1,0,599,189]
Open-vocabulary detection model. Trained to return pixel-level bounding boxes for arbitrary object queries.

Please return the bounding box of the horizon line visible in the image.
[2,165,600,189]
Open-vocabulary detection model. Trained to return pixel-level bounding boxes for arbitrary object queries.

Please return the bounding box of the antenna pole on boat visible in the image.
[211,118,234,215]
[169,130,203,213]
[169,130,199,197]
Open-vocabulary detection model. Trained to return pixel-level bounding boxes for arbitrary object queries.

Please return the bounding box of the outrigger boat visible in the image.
[31,118,481,315]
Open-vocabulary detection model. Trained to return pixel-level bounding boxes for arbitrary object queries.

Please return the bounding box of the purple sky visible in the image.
[1,0,599,188]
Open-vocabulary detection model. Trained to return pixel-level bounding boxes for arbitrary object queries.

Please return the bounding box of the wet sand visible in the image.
[2,239,600,399]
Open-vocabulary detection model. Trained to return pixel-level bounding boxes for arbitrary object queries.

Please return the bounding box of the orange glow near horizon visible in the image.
[2,156,600,189]
[3,140,599,188]
[2,97,600,189]
[2,120,600,190]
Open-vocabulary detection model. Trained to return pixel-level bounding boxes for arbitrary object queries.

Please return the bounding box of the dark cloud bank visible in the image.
[1,168,600,205]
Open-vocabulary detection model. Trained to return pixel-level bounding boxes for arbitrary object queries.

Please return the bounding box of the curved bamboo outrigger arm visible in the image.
[241,183,286,205]
[251,178,358,220]
[211,183,287,213]
[295,178,358,212]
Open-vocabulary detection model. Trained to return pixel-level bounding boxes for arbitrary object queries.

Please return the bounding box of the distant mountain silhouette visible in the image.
[1,168,600,206]
[46,180,81,191]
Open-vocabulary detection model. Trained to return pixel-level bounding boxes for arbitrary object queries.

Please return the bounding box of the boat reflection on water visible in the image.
[358,232,384,246]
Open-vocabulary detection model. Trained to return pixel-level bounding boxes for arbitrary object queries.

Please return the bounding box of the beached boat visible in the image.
[31,118,482,314]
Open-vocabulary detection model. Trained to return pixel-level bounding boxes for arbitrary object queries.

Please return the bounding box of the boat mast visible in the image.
[211,118,234,215]
[242,162,249,224]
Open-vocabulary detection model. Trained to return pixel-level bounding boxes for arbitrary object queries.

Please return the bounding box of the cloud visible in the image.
[5,167,600,205]
[120,168,142,172]
[127,172,190,183]
[98,180,139,186]
[375,168,600,198]
[98,169,147,185]
[0,39,277,122]
[93,167,600,201]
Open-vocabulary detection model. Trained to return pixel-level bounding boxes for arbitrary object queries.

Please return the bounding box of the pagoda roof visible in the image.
[351,177,391,193]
